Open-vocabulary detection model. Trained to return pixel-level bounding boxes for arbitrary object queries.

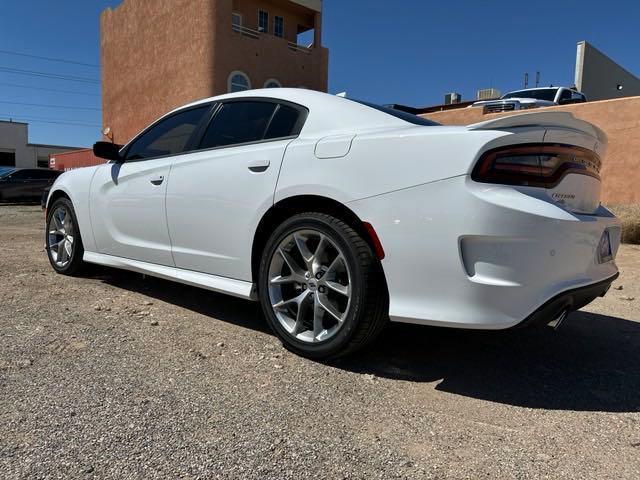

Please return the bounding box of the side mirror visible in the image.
[93,141,123,161]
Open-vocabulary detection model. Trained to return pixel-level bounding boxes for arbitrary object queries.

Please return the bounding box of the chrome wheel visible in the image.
[268,229,352,343]
[48,205,74,268]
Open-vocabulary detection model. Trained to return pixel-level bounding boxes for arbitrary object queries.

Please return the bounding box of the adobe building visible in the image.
[101,0,328,143]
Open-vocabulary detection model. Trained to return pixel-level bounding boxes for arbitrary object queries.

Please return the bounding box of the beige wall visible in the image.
[576,41,640,102]
[424,97,640,205]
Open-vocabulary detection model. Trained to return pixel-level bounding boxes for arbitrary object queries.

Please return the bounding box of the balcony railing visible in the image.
[232,24,260,39]
[232,24,313,54]
[287,42,311,54]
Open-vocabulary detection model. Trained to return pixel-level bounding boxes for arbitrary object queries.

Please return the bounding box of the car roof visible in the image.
[161,88,411,136]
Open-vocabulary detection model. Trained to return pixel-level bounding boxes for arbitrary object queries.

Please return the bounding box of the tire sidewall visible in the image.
[258,214,370,359]
[46,197,84,274]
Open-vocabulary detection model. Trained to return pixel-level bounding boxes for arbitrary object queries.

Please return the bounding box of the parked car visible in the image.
[44,89,619,359]
[41,186,52,210]
[471,87,587,113]
[0,168,62,203]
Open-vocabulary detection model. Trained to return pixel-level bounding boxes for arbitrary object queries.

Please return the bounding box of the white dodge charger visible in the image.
[45,89,620,359]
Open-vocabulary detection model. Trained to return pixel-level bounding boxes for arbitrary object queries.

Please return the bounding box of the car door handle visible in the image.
[247,159,270,173]
[150,175,165,185]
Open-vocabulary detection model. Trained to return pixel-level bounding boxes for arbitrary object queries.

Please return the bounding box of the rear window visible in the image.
[0,167,15,178]
[350,99,440,126]
[502,89,558,101]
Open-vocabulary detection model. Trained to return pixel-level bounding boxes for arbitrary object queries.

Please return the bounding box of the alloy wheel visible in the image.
[267,229,352,343]
[48,205,75,268]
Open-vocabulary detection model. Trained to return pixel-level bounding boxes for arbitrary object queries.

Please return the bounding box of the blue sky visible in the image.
[1,0,639,147]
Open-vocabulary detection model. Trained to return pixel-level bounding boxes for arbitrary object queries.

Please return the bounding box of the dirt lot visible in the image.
[1,204,639,480]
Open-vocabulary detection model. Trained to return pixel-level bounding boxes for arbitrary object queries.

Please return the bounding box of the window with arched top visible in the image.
[264,79,282,89]
[228,71,251,93]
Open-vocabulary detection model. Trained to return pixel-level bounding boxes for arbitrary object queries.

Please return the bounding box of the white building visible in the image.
[0,120,83,169]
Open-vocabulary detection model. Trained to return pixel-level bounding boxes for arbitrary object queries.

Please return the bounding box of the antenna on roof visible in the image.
[336,92,347,98]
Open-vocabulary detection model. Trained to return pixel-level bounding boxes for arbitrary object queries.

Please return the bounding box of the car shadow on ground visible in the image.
[92,267,640,413]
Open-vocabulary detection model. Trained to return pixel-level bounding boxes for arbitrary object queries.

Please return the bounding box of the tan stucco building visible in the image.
[101,0,328,143]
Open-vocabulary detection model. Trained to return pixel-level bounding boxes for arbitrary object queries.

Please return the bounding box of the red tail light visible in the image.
[472,143,601,188]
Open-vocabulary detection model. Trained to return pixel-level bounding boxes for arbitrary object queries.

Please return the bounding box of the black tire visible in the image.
[45,197,86,276]
[258,212,388,360]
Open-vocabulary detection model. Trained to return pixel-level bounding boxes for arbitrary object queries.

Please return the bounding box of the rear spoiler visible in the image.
[467,111,607,145]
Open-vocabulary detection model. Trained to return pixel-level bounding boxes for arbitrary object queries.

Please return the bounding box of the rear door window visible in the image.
[199,101,278,149]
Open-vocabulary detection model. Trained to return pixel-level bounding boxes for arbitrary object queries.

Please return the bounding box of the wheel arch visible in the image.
[47,188,71,210]
[251,194,385,284]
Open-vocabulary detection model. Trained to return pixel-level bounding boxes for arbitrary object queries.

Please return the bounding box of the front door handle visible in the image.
[150,175,165,185]
[248,159,270,173]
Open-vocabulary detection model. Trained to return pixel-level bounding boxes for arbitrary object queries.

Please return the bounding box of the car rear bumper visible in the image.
[513,272,618,329]
[348,175,621,329]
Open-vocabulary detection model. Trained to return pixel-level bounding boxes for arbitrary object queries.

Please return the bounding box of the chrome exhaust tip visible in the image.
[547,310,568,330]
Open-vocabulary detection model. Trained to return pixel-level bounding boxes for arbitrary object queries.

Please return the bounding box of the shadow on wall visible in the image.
[92,266,640,414]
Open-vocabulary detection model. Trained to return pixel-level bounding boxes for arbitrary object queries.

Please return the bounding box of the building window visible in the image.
[228,71,251,93]
[0,149,16,167]
[274,16,284,38]
[232,12,242,32]
[258,10,269,33]
[264,79,282,89]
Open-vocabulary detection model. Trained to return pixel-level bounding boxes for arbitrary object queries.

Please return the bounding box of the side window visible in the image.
[27,170,50,180]
[265,105,304,139]
[559,89,572,102]
[9,170,30,180]
[572,91,586,102]
[199,102,277,149]
[125,106,210,161]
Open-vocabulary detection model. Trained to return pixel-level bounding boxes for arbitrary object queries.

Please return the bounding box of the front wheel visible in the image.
[258,212,388,359]
[46,197,86,276]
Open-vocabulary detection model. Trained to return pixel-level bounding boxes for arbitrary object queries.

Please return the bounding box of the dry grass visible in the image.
[609,204,640,244]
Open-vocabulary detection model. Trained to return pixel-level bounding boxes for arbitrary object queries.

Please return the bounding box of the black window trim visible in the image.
[192,97,309,153]
[120,102,217,163]
[118,98,308,162]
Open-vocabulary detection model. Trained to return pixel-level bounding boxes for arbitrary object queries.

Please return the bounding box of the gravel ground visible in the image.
[1,204,639,480]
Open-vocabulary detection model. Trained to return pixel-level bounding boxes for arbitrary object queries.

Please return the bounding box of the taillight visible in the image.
[471,143,601,188]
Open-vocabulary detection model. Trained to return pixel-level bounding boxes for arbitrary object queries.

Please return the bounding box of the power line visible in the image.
[0,112,101,125]
[0,82,100,97]
[0,100,101,111]
[0,66,99,84]
[0,115,101,128]
[0,49,99,68]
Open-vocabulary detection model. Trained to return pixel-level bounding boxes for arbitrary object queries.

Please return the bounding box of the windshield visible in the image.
[501,89,558,101]
[350,99,440,126]
[0,167,16,178]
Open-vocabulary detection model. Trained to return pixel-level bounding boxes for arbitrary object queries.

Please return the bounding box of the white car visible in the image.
[45,88,620,359]
[471,87,587,113]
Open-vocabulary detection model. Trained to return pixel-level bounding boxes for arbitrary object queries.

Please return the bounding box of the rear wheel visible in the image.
[258,212,388,359]
[46,197,85,275]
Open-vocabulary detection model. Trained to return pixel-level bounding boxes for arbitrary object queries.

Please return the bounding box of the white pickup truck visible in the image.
[471,87,587,113]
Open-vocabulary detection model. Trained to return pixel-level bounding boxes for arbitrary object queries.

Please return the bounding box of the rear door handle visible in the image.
[150,175,165,185]
[248,159,270,173]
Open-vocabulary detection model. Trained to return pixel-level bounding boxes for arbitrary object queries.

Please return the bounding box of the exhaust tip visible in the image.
[547,310,568,330]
